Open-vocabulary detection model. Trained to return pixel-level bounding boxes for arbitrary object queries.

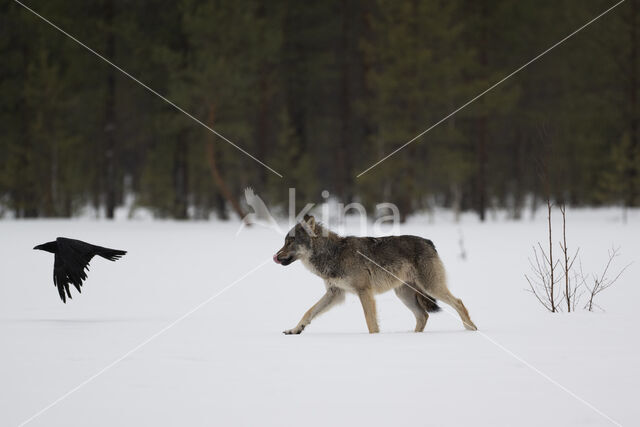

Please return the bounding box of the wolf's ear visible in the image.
[303,214,315,226]
[302,214,317,235]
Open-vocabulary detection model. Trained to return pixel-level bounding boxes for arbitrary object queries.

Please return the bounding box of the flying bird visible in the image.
[34,237,127,303]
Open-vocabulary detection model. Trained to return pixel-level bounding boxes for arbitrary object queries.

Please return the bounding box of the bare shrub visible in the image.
[526,203,627,313]
[584,248,631,312]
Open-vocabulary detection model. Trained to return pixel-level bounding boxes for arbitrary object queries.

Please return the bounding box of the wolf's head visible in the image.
[273,215,317,266]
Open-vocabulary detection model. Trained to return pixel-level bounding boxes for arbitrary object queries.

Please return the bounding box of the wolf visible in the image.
[273,215,477,334]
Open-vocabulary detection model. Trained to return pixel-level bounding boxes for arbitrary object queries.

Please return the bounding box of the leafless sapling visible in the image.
[584,247,631,312]
[558,204,581,312]
[525,197,562,312]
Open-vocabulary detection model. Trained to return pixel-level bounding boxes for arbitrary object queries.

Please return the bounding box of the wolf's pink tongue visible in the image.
[273,254,281,264]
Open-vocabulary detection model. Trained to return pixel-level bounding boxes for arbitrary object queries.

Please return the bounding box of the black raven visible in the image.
[34,238,127,303]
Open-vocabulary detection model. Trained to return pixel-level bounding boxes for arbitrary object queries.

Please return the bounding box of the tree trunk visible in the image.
[173,134,188,219]
[255,3,270,188]
[104,0,116,219]
[336,0,351,200]
[475,118,487,221]
[205,105,250,224]
[511,130,524,219]
[474,2,489,222]
[628,0,638,207]
[19,44,38,218]
[256,72,270,187]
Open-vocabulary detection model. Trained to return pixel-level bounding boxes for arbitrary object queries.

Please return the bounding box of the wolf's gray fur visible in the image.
[274,215,478,334]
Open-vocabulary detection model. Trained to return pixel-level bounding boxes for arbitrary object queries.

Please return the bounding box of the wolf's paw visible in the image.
[283,325,305,335]
[464,322,478,331]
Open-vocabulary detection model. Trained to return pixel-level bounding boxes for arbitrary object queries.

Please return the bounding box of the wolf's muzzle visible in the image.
[274,251,294,265]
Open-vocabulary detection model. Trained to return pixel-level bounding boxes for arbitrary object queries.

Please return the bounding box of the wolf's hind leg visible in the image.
[394,285,428,332]
[357,289,380,334]
[283,287,345,335]
[428,288,477,331]
[417,257,477,331]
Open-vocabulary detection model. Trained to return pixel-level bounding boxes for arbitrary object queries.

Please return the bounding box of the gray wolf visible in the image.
[273,215,477,334]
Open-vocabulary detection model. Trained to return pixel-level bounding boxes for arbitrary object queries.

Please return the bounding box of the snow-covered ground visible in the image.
[2,209,638,426]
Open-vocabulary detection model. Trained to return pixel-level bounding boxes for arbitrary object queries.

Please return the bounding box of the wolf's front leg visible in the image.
[284,287,344,334]
[357,289,379,333]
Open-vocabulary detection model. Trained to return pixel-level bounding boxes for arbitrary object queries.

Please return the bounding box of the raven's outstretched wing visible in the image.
[53,239,94,303]
[52,238,127,303]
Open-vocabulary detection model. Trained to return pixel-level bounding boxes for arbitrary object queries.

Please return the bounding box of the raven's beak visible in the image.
[33,244,42,250]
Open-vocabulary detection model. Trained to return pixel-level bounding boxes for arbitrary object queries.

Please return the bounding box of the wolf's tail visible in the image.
[95,247,127,262]
[417,293,441,312]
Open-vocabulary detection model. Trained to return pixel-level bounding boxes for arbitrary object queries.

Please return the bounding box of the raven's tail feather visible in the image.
[417,293,441,312]
[96,247,127,261]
